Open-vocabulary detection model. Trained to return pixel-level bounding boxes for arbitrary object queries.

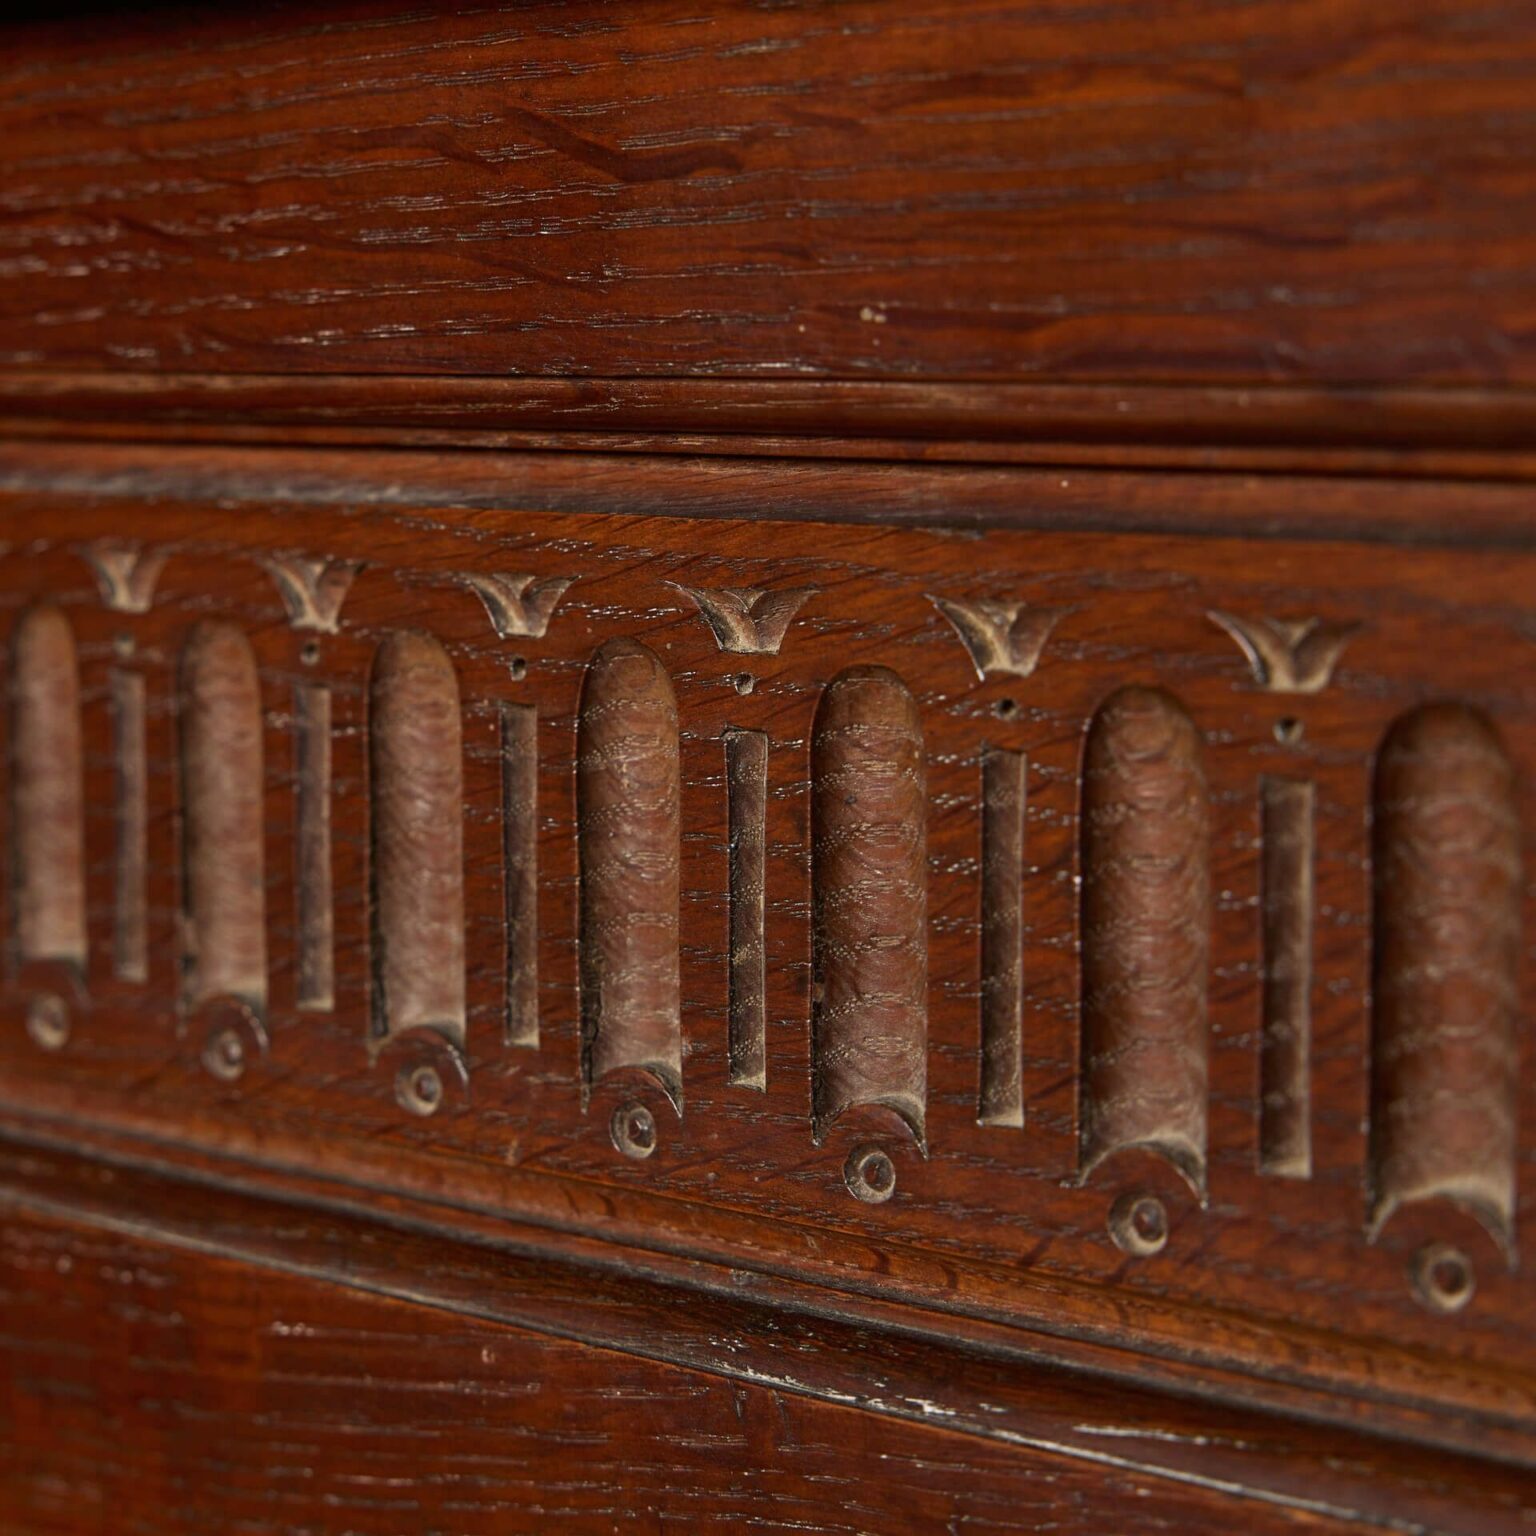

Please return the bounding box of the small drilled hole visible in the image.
[611,1100,657,1160]
[507,656,528,682]
[1411,1242,1475,1314]
[1108,1192,1168,1257]
[733,671,755,695]
[844,1145,897,1205]
[113,633,135,660]
[300,639,321,666]
[26,993,69,1052]
[202,1025,246,1083]
[396,1063,444,1118]
[994,697,1019,721]
[1274,717,1304,745]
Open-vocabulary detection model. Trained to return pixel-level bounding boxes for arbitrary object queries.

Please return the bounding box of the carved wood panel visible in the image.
[0,486,1532,1462]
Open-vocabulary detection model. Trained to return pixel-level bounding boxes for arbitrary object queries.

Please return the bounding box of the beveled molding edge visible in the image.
[0,1081,1528,1480]
[0,1117,1529,1536]
[3,371,1536,480]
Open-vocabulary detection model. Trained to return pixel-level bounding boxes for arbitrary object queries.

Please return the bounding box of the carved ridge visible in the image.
[369,632,466,1054]
[180,623,268,1016]
[578,638,683,1111]
[1079,686,1210,1197]
[1369,704,1520,1256]
[811,666,928,1148]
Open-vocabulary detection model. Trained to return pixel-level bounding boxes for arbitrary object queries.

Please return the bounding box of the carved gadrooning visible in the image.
[10,606,87,971]
[1079,686,1210,1197]
[369,632,466,1054]
[578,638,683,1112]
[179,623,268,1017]
[1369,704,1521,1254]
[810,666,928,1149]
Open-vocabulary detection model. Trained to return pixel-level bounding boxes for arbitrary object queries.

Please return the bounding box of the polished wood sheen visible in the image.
[0,1,1532,1532]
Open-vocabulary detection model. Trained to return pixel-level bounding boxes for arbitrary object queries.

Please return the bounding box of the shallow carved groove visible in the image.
[1369,704,1521,1253]
[10,607,87,969]
[368,633,465,1052]
[180,624,267,1014]
[725,727,768,1090]
[979,748,1026,1128]
[111,668,149,984]
[578,638,682,1110]
[294,684,334,1013]
[1079,687,1210,1196]
[810,666,927,1148]
[1260,776,1314,1179]
[501,702,539,1049]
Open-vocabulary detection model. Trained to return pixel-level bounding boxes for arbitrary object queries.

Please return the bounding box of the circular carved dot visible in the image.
[396,1063,444,1118]
[733,671,755,696]
[844,1145,897,1205]
[1108,1192,1169,1257]
[994,697,1019,721]
[1274,716,1304,745]
[300,639,321,667]
[113,633,135,660]
[1411,1242,1475,1314]
[507,656,528,682]
[611,1101,657,1160]
[202,1025,246,1083]
[26,994,69,1052]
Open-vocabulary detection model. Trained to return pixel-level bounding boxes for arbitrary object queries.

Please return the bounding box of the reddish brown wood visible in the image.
[1,3,1534,388]
[0,453,1531,1484]
[1,1136,1531,1536]
[1,1,1533,1528]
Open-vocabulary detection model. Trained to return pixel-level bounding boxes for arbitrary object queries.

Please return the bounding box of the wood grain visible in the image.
[0,456,1531,1471]
[1,1135,1531,1536]
[1,2,1534,388]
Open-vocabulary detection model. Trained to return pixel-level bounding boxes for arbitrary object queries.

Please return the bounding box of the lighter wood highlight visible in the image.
[368,632,465,1051]
[578,638,682,1110]
[979,747,1026,1128]
[810,666,927,1148]
[10,606,87,969]
[1369,704,1520,1253]
[180,623,267,1013]
[1079,686,1209,1196]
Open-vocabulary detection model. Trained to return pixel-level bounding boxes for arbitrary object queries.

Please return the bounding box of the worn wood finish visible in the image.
[2,2,1535,388]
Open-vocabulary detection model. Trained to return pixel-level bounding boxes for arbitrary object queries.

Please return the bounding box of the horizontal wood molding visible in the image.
[2,438,1534,546]
[0,1128,1530,1535]
[3,372,1536,478]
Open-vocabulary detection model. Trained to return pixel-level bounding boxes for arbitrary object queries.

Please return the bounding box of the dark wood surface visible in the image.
[2,2,1534,1532]
[2,1,1535,387]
